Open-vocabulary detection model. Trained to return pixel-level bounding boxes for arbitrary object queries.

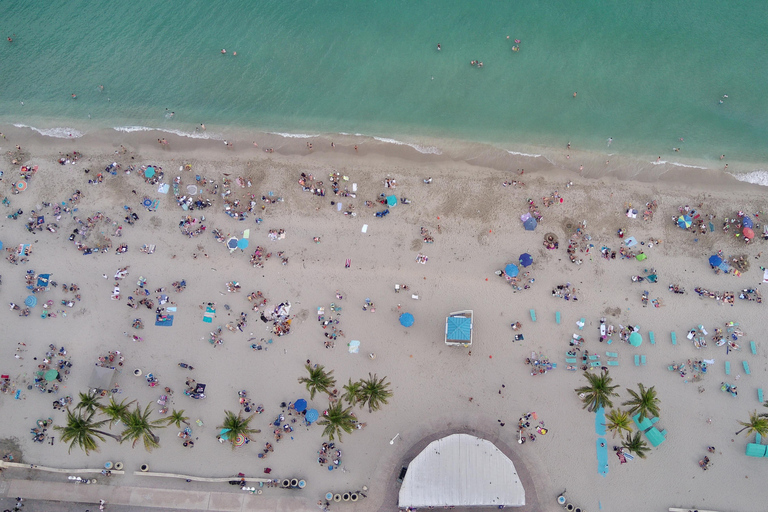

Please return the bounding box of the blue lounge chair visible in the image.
[641,355,647,365]
[530,309,536,322]
[751,340,757,355]
[758,388,764,403]
[590,361,601,367]
[589,355,599,360]
[725,361,730,375]
[743,361,751,375]
[634,355,640,366]
[556,311,561,324]
[606,352,618,358]
[607,361,619,366]
[566,358,577,364]
[649,331,655,345]
[671,332,677,345]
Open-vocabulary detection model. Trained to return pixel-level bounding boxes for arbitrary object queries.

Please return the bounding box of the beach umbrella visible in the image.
[305,409,319,424]
[294,399,307,413]
[386,195,397,207]
[523,216,538,231]
[142,198,153,208]
[743,227,755,239]
[187,185,197,195]
[237,238,249,250]
[677,215,692,229]
[218,428,231,440]
[743,216,753,229]
[399,312,415,327]
[227,238,238,249]
[44,369,59,382]
[25,295,37,307]
[234,434,246,447]
[709,255,723,267]
[144,167,155,178]
[519,253,533,267]
[446,316,472,341]
[504,263,519,277]
[629,332,642,347]
[15,181,27,192]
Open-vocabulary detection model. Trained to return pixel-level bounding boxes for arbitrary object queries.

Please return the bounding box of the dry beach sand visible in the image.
[0,125,766,512]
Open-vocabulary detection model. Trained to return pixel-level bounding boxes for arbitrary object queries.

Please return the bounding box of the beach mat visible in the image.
[155,315,174,326]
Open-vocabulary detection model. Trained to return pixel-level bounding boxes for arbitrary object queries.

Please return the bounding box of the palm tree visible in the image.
[165,409,190,428]
[342,378,362,406]
[75,390,103,414]
[604,409,633,439]
[574,370,620,412]
[736,410,768,437]
[760,400,768,418]
[621,431,650,459]
[217,410,260,449]
[357,373,393,413]
[120,403,166,452]
[622,383,661,421]
[54,408,121,455]
[317,401,356,442]
[298,364,336,399]
[99,397,135,428]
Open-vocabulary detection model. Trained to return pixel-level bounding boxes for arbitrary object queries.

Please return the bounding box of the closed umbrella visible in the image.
[504,263,519,277]
[399,312,414,327]
[519,253,533,267]
[629,332,642,347]
[294,399,307,413]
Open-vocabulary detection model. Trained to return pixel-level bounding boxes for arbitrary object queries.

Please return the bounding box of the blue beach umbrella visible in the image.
[446,316,472,342]
[386,195,397,207]
[399,312,414,327]
[305,409,319,424]
[504,263,519,277]
[144,167,155,178]
[743,216,753,229]
[709,255,723,267]
[237,238,249,250]
[227,238,238,249]
[519,253,533,267]
[523,217,538,231]
[142,198,152,208]
[25,295,37,307]
[294,399,307,413]
[677,215,692,229]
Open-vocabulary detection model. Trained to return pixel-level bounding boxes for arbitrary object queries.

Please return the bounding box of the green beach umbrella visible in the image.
[44,369,59,382]
[629,332,642,347]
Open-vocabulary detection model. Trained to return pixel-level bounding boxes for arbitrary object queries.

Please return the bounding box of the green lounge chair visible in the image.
[565,358,577,364]
[758,388,763,403]
[671,332,677,345]
[743,361,751,375]
[634,355,640,366]
[751,340,757,355]
[725,361,730,375]
[556,311,561,324]
[649,331,655,345]
[607,361,619,366]
[641,355,647,365]
[530,309,536,322]
[606,352,618,358]
[590,361,601,367]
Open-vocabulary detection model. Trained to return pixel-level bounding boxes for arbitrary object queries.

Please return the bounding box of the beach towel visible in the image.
[671,332,677,345]
[751,340,757,355]
[348,340,360,354]
[203,306,215,323]
[155,314,174,326]
[743,361,751,375]
[649,332,655,345]
[597,438,609,477]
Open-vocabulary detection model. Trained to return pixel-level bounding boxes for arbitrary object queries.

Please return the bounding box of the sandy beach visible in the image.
[0,125,767,512]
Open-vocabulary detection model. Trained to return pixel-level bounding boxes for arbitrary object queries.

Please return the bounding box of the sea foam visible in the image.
[507,150,542,158]
[729,170,768,187]
[268,132,319,139]
[373,136,442,155]
[113,126,223,140]
[13,124,83,138]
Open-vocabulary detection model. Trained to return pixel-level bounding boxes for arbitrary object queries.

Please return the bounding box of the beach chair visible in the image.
[725,361,730,375]
[578,318,585,330]
[751,340,757,355]
[758,388,764,403]
[743,361,751,375]
[641,355,647,365]
[606,352,618,358]
[530,309,536,322]
[668,365,675,371]
[556,311,561,324]
[590,361,601,367]
[589,355,600,360]
[607,361,619,366]
[565,358,577,364]
[671,332,677,345]
[634,355,640,366]
[649,331,655,345]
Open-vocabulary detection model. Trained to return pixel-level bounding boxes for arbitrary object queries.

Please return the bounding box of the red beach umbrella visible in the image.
[743,227,755,239]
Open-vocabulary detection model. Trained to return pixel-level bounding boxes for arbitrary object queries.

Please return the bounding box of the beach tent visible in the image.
[89,365,116,394]
[519,253,533,267]
[504,264,519,277]
[629,332,642,347]
[400,312,414,327]
[445,310,473,347]
[677,215,692,229]
[709,255,723,267]
[398,433,525,508]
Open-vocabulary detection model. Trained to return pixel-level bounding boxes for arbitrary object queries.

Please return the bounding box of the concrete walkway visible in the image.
[3,479,313,512]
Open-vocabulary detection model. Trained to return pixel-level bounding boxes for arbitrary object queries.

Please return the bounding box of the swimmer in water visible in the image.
[233,51,237,56]
[471,60,476,66]
[98,85,104,91]
[607,137,613,146]
[478,61,483,67]
[71,93,77,99]
[221,49,226,54]
[436,43,441,51]
[7,36,12,42]
[573,92,577,98]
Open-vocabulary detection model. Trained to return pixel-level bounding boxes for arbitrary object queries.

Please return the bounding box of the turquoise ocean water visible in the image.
[1,1,767,170]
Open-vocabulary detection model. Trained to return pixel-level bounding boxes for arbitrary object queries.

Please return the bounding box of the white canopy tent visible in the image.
[398,433,525,508]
